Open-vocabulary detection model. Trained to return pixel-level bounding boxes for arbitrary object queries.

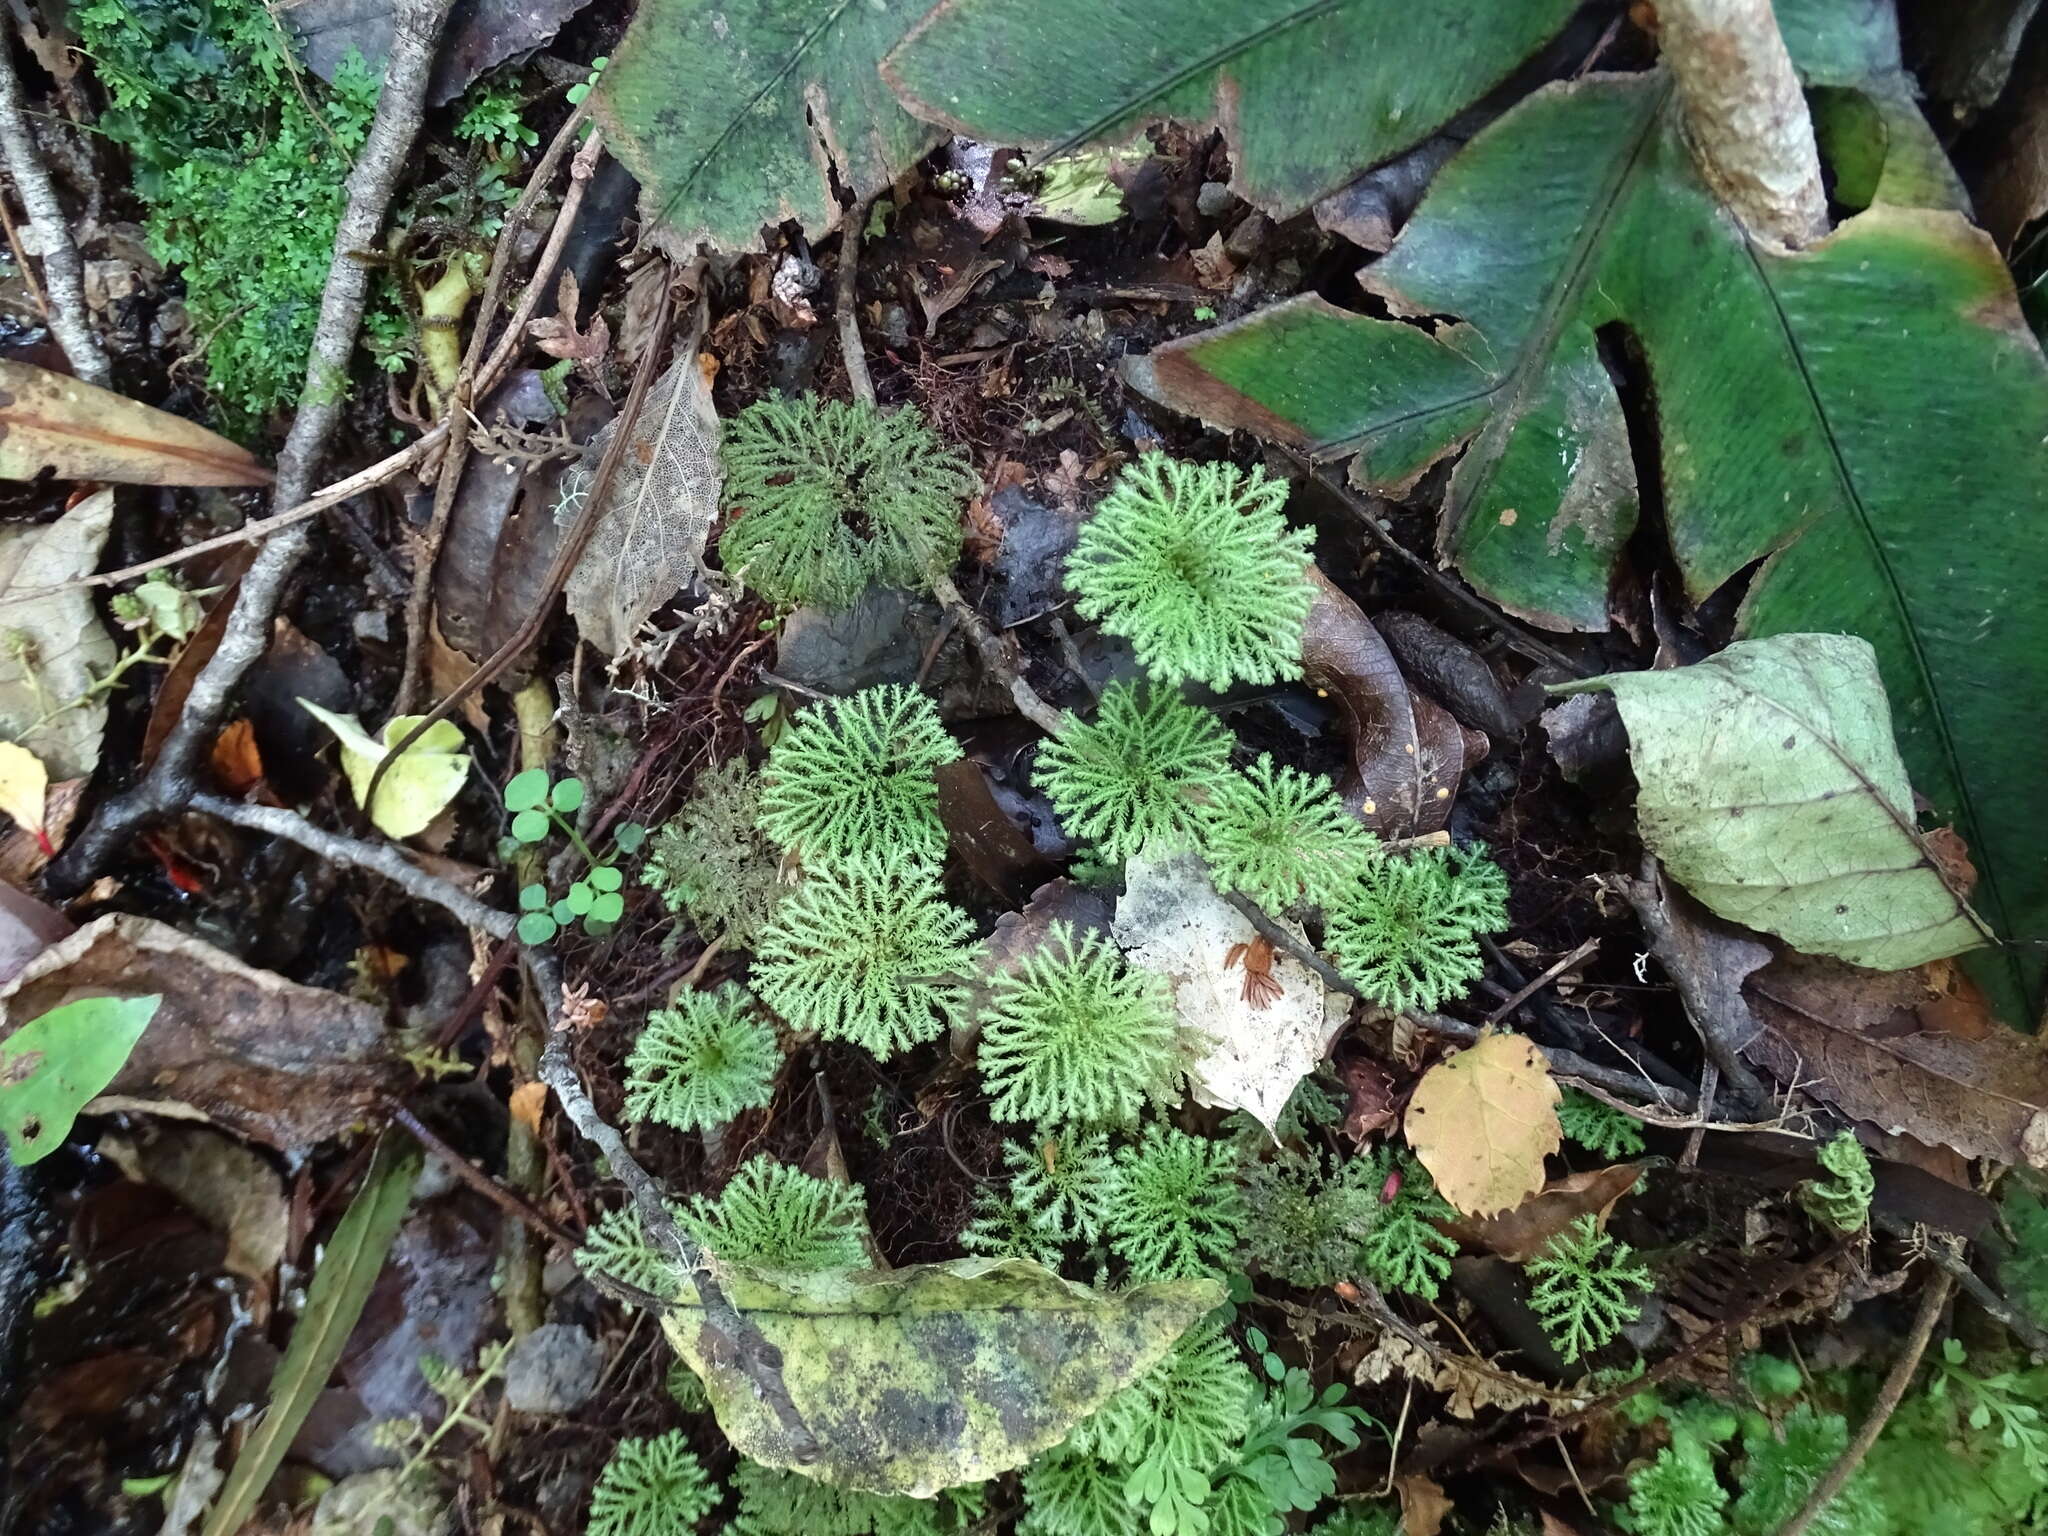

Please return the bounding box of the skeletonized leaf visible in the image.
[0,361,270,486]
[0,994,160,1163]
[1403,1030,1560,1218]
[662,1257,1219,1495]
[300,699,470,839]
[1561,634,1987,972]
[0,488,119,778]
[561,319,720,657]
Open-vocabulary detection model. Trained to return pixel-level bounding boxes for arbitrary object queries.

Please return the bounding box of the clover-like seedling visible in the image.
[1321,844,1508,1012]
[1522,1213,1652,1363]
[682,1157,869,1271]
[1066,452,1315,690]
[756,683,960,866]
[1102,1123,1248,1282]
[588,1429,719,1536]
[719,394,976,609]
[501,767,646,944]
[1199,755,1377,911]
[624,984,782,1133]
[1034,681,1234,861]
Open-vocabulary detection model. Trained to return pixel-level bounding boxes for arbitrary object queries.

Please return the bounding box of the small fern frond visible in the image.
[1522,1213,1651,1363]
[754,853,980,1057]
[756,684,960,866]
[1034,681,1234,861]
[1306,1501,1402,1536]
[719,395,976,609]
[643,757,785,948]
[1557,1087,1647,1160]
[959,1185,1068,1268]
[681,1158,868,1271]
[588,1429,719,1536]
[1322,845,1509,1012]
[1005,1130,1120,1243]
[1065,453,1315,690]
[1103,1124,1249,1281]
[1799,1132,1874,1234]
[1020,1450,1143,1536]
[1198,756,1377,911]
[1241,1151,1379,1290]
[1733,1406,1883,1536]
[1357,1151,1457,1301]
[1074,1317,1255,1474]
[1626,1442,1727,1536]
[624,984,782,1132]
[579,1201,688,1300]
[978,923,1184,1127]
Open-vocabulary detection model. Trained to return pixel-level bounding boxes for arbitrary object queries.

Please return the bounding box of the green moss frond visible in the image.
[1074,1318,1256,1474]
[1020,1451,1142,1536]
[588,1429,719,1536]
[1103,1125,1249,1282]
[1005,1130,1120,1243]
[643,758,785,948]
[731,1460,981,1536]
[1066,453,1314,690]
[978,924,1184,1127]
[719,395,976,609]
[578,1201,688,1299]
[959,1186,1068,1268]
[624,984,782,1132]
[756,684,961,866]
[1799,1132,1874,1234]
[1306,1501,1402,1536]
[1322,845,1509,1012]
[682,1158,869,1271]
[1625,1443,1727,1536]
[1358,1151,1457,1301]
[1241,1151,1379,1290]
[1035,681,1234,861]
[1198,755,1377,911]
[1733,1406,1883,1536]
[753,853,980,1057]
[1557,1087,1647,1160]
[1522,1213,1651,1363]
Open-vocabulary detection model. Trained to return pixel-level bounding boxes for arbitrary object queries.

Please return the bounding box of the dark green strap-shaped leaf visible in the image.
[202,1138,420,1536]
[881,0,1581,219]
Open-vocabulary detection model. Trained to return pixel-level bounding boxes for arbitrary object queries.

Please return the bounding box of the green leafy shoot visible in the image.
[753,853,980,1057]
[1800,1132,1875,1234]
[588,1429,719,1536]
[1626,1440,1727,1536]
[1021,1450,1142,1536]
[643,757,786,949]
[730,1457,981,1536]
[1305,1502,1401,1536]
[1997,1174,2048,1332]
[719,395,977,609]
[681,1158,869,1271]
[1007,1130,1120,1244]
[1035,681,1234,861]
[502,768,639,943]
[578,1200,688,1300]
[1522,1214,1652,1363]
[1065,453,1315,690]
[959,1184,1069,1268]
[1322,844,1509,1012]
[1732,1405,1882,1536]
[1241,1151,1378,1291]
[623,984,782,1133]
[0,995,163,1164]
[1357,1150,1457,1301]
[1235,1328,1373,1522]
[1557,1088,1647,1160]
[1197,756,1376,913]
[756,684,961,866]
[978,923,1185,1127]
[1103,1124,1248,1282]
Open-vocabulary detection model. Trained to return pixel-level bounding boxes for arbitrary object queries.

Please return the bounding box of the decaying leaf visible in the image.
[561,308,720,656]
[1442,1164,1644,1264]
[0,488,119,779]
[1563,634,1988,973]
[0,360,270,486]
[1403,1030,1561,1218]
[1394,1473,1454,1536]
[299,699,471,841]
[0,993,160,1163]
[1112,849,1345,1139]
[0,740,49,852]
[0,774,81,885]
[0,914,399,1152]
[1352,1325,1581,1420]
[1745,952,2048,1169]
[935,759,1058,908]
[661,1257,1219,1495]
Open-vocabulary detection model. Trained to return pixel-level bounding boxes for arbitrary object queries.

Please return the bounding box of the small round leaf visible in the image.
[519,883,549,912]
[517,912,558,945]
[565,883,595,915]
[591,891,625,924]
[511,809,550,843]
[505,768,550,812]
[550,778,585,813]
[552,899,577,926]
[612,822,647,854]
[589,864,623,893]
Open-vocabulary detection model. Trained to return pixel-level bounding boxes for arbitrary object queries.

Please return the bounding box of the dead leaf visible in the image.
[1112,850,1345,1139]
[1394,1474,1453,1536]
[1338,1056,1397,1144]
[1301,566,1478,838]
[935,759,1058,908]
[0,774,81,884]
[508,1080,547,1137]
[208,719,266,798]
[1745,952,2048,1168]
[562,298,719,656]
[425,615,489,731]
[0,914,398,1151]
[529,271,612,384]
[1443,1163,1644,1263]
[101,1124,287,1295]
[1352,1325,1576,1420]
[0,360,270,486]
[916,256,1004,337]
[1404,1031,1561,1217]
[1191,233,1237,290]
[957,878,1118,1060]
[0,740,49,851]
[0,488,119,777]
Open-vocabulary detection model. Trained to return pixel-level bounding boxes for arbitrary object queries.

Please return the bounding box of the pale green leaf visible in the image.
[0,994,161,1163]
[661,1256,1220,1495]
[1559,634,1989,972]
[300,699,470,840]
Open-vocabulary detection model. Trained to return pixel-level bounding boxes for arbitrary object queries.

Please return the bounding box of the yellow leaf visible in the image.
[1403,1030,1561,1218]
[298,700,470,840]
[0,740,49,842]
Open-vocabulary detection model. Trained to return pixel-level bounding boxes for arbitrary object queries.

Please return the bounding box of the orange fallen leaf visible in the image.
[509,1080,548,1137]
[1404,1030,1561,1217]
[0,741,50,855]
[209,718,266,797]
[1443,1162,1644,1262]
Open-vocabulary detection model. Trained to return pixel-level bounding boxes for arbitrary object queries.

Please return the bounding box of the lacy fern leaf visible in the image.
[1557,1087,1646,1160]
[589,1430,719,1536]
[1103,1124,1249,1281]
[1035,681,1234,860]
[1799,1132,1874,1234]
[1523,1214,1651,1363]
[719,395,976,609]
[681,1158,868,1271]
[1241,1151,1379,1290]
[624,984,781,1132]
[754,853,979,1057]
[1322,845,1509,1011]
[1007,1130,1120,1243]
[978,924,1185,1127]
[1198,756,1377,912]
[757,684,961,866]
[1358,1151,1458,1301]
[959,1185,1068,1267]
[731,1458,979,1536]
[1021,1451,1143,1536]
[1065,454,1314,690]
[643,757,785,948]
[579,1201,688,1299]
[1733,1406,1883,1536]
[1626,1443,1727,1536]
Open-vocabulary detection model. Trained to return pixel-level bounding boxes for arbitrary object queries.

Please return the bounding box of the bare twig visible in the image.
[0,43,109,386]
[390,1102,579,1248]
[47,0,456,895]
[1481,937,1599,1025]
[1774,1270,1953,1536]
[835,197,877,406]
[1872,1211,2048,1360]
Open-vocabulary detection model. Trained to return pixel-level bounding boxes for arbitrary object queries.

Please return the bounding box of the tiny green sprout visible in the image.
[756,683,961,865]
[1800,1131,1875,1234]
[625,985,783,1133]
[566,55,609,106]
[1322,844,1509,1012]
[500,769,632,939]
[1198,755,1377,911]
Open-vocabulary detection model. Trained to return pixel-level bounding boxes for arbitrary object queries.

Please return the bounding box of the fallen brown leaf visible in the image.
[0,775,82,885]
[1404,1031,1561,1217]
[1338,1056,1397,1144]
[0,360,270,486]
[209,719,266,798]
[1443,1163,1644,1262]
[1394,1474,1453,1536]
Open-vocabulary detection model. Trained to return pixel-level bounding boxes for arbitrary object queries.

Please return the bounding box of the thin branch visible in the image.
[0,43,109,387]
[1481,936,1600,1026]
[835,196,877,407]
[389,1102,580,1248]
[1873,1211,2048,1360]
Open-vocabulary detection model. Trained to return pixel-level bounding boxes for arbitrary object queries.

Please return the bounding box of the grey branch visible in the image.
[0,43,110,386]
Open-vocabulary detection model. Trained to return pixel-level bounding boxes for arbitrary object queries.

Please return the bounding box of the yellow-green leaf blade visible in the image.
[300,700,470,839]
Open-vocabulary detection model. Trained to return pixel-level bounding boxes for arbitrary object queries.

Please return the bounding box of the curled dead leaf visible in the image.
[1442,1163,1644,1263]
